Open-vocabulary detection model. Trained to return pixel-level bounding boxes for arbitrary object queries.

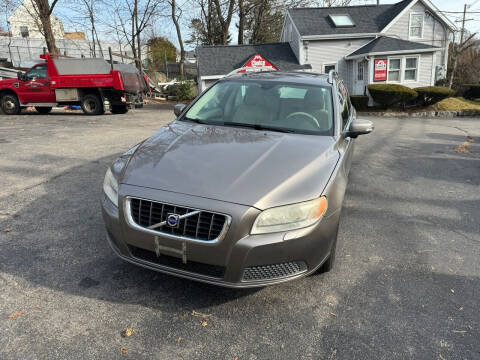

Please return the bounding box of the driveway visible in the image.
[1,107,479,360]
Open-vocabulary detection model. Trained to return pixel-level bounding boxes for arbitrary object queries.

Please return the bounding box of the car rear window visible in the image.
[184,80,334,136]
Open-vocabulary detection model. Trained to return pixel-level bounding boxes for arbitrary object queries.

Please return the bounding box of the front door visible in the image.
[353,60,367,95]
[17,64,56,104]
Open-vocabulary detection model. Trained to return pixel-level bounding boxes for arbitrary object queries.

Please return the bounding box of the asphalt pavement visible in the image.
[0,106,479,360]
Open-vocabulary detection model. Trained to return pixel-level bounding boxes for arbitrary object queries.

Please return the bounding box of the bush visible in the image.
[350,95,369,110]
[464,84,480,99]
[415,86,455,105]
[367,84,418,108]
[174,80,196,101]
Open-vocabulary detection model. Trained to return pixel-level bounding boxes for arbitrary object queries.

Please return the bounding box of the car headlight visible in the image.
[102,140,146,207]
[251,197,328,235]
[103,167,119,207]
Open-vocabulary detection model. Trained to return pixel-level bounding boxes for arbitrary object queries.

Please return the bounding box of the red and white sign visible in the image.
[237,53,278,73]
[374,59,387,81]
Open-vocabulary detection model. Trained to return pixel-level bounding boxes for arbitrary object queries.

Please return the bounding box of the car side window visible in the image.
[337,82,350,131]
[26,65,47,80]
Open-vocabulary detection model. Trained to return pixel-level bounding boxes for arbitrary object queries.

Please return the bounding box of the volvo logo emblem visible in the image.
[166,213,180,228]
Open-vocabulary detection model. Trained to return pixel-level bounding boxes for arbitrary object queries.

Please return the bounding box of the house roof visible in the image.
[287,0,415,36]
[196,42,311,77]
[346,36,439,58]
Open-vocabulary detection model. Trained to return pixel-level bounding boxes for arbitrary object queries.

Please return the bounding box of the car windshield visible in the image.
[183,80,334,135]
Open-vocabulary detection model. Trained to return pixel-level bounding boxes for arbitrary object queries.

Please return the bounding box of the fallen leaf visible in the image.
[176,336,182,343]
[332,349,337,356]
[431,265,436,271]
[330,313,337,317]
[454,141,470,153]
[234,357,239,360]
[8,311,22,319]
[439,354,446,360]
[466,135,474,142]
[345,254,351,257]
[13,282,18,286]
[458,306,464,311]
[421,304,425,308]
[121,347,128,354]
[192,310,211,319]
[35,304,40,308]
[4,228,13,233]
[183,313,188,319]
[201,320,208,327]
[450,289,455,294]
[121,328,134,337]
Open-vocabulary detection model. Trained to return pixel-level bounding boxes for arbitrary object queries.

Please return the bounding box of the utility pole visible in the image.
[460,3,467,46]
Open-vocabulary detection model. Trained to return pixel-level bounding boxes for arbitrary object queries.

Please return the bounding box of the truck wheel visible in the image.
[81,94,104,115]
[111,104,128,114]
[1,93,21,115]
[35,106,52,114]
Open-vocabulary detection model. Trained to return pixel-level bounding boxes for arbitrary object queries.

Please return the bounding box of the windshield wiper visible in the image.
[224,122,295,133]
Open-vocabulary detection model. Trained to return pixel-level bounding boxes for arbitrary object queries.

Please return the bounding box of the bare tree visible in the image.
[212,0,235,45]
[170,0,185,78]
[32,0,60,55]
[106,0,162,70]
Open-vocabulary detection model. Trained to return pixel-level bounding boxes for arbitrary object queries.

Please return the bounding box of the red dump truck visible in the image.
[0,54,149,115]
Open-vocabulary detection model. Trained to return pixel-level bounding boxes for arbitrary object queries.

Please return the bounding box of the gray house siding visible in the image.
[306,38,372,93]
[384,1,449,65]
[281,13,301,63]
[371,52,435,88]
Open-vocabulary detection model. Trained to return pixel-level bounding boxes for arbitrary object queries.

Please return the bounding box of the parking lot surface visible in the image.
[1,106,479,359]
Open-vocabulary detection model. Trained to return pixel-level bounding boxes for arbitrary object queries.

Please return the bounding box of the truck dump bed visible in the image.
[50,57,148,94]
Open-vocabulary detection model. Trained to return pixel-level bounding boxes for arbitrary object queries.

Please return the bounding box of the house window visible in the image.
[357,61,364,81]
[409,13,424,38]
[404,57,418,81]
[324,64,336,74]
[388,58,401,82]
[20,26,29,38]
[329,14,355,27]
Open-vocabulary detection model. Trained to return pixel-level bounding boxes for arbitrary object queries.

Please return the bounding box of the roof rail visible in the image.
[225,66,278,77]
[327,69,338,84]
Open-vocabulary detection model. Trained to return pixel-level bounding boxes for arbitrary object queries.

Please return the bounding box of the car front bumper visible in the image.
[102,184,340,288]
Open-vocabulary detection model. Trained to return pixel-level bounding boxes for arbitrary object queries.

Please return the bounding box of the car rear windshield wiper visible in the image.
[224,122,295,133]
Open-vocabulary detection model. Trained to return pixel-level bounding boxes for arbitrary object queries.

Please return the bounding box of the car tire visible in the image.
[81,94,104,115]
[111,104,129,114]
[1,93,21,115]
[35,106,52,114]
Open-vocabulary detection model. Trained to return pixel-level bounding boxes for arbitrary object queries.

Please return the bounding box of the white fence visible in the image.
[0,36,148,68]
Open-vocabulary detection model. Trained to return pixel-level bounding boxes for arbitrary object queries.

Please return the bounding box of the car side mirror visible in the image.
[17,71,25,81]
[174,103,186,117]
[345,119,374,138]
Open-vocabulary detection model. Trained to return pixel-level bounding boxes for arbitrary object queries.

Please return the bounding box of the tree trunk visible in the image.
[33,0,59,55]
[171,0,185,78]
[237,0,244,44]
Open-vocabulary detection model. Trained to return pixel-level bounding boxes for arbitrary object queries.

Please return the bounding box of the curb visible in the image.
[358,110,480,118]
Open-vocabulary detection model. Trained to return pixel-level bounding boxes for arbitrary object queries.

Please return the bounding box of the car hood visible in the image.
[122,121,339,209]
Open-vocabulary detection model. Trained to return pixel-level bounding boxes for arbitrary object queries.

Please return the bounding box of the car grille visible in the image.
[128,245,225,278]
[242,261,307,281]
[129,198,228,241]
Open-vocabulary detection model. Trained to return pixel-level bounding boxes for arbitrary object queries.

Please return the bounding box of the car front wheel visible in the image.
[1,93,21,115]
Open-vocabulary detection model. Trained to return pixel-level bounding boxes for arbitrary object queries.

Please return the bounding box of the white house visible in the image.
[8,0,65,39]
[280,0,456,95]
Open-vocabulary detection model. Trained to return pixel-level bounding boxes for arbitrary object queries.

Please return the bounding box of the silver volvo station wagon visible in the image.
[101,71,373,288]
